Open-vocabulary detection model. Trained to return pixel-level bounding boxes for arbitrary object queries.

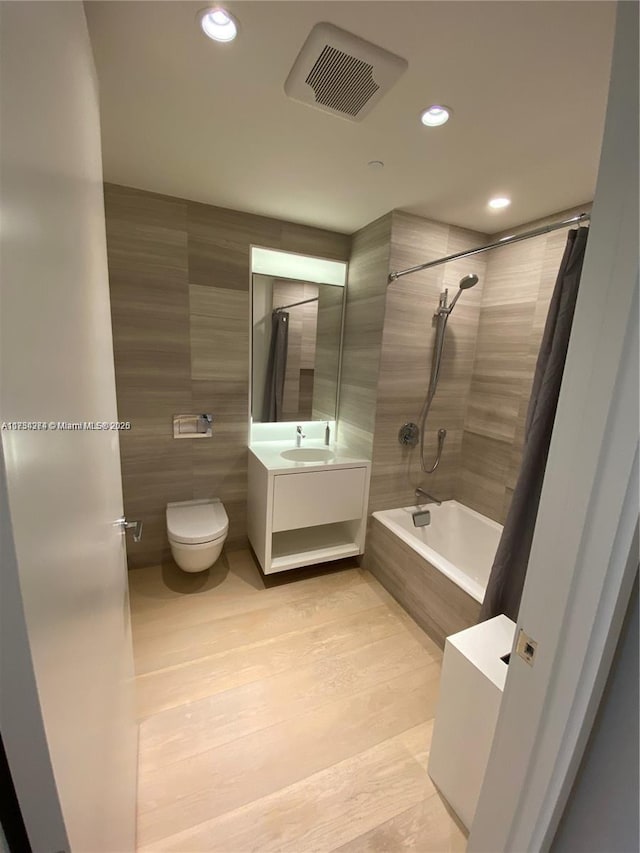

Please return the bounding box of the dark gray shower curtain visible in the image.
[480,227,589,622]
[262,311,289,422]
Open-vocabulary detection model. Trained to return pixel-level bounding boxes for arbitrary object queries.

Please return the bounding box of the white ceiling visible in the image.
[85,1,615,235]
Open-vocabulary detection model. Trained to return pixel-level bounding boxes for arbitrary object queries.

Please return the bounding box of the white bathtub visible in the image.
[372,500,502,604]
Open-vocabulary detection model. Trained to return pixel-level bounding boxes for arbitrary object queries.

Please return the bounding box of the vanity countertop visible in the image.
[249,441,370,474]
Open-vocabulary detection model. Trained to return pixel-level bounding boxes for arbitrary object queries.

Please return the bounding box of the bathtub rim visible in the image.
[371,500,502,605]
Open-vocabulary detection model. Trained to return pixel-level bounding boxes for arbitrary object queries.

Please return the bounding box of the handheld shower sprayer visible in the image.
[397,272,480,461]
[417,272,479,473]
[436,273,479,317]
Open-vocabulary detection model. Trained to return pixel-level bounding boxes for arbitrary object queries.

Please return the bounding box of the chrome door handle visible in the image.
[117,517,143,542]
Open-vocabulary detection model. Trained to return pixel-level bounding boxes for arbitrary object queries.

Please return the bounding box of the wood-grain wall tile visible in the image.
[190,311,248,382]
[280,220,351,261]
[367,211,487,516]
[365,519,480,648]
[106,184,349,568]
[104,185,188,283]
[187,203,278,291]
[455,204,591,522]
[338,214,392,459]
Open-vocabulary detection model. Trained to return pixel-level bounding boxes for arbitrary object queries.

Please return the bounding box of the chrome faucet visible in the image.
[415,487,441,506]
[296,425,306,447]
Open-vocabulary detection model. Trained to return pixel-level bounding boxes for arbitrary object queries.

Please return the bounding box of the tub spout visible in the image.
[415,487,441,506]
[412,509,431,528]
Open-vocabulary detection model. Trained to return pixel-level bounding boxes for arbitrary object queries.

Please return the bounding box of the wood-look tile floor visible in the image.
[129,549,467,853]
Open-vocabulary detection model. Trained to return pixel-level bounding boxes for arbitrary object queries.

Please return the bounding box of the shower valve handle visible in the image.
[398,422,419,447]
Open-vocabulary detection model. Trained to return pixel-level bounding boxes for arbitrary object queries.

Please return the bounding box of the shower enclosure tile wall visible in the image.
[338,214,392,459]
[457,205,591,522]
[105,184,350,569]
[337,204,591,531]
[368,212,489,513]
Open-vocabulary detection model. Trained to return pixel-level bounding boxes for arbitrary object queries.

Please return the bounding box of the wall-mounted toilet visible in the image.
[166,498,229,573]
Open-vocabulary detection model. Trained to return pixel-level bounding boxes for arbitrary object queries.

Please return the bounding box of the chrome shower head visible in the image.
[459,273,479,290]
[445,272,479,313]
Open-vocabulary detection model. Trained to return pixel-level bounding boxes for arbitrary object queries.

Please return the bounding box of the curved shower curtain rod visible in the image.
[388,212,591,282]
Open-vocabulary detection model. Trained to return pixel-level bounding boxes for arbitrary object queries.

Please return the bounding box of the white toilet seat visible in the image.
[169,530,226,546]
[166,499,229,573]
[167,498,229,545]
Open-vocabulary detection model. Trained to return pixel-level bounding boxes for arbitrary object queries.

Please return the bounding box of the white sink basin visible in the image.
[280,447,335,463]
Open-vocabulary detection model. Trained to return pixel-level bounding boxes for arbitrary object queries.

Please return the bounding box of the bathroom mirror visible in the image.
[251,274,345,423]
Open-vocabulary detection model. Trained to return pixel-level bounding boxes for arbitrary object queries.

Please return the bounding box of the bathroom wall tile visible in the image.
[443,225,488,257]
[120,436,194,570]
[104,183,187,230]
[271,280,306,420]
[187,202,350,292]
[457,431,510,521]
[364,519,412,605]
[104,184,188,283]
[454,206,592,522]
[480,238,544,308]
[280,221,351,261]
[192,456,248,546]
[104,185,192,569]
[465,393,520,443]
[300,285,319,371]
[369,408,462,514]
[110,281,191,421]
[456,468,505,522]
[109,186,590,570]
[189,284,249,320]
[110,277,191,354]
[123,511,172,571]
[187,202,280,291]
[365,518,480,649]
[461,430,511,478]
[506,394,530,491]
[298,369,315,420]
[191,380,248,439]
[473,304,536,379]
[190,313,248,382]
[312,287,342,421]
[189,284,249,385]
[389,211,450,274]
[335,421,374,461]
[282,319,303,421]
[107,185,349,569]
[105,221,187,285]
[367,212,487,515]
[189,379,249,546]
[338,214,392,458]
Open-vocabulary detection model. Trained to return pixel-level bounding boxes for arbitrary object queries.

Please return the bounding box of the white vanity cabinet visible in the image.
[248,445,371,574]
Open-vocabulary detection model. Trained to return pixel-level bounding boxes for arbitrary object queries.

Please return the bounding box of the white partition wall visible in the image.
[0,4,138,850]
[469,2,639,849]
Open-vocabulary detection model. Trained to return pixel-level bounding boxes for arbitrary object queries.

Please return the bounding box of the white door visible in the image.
[469,3,639,851]
[0,3,137,852]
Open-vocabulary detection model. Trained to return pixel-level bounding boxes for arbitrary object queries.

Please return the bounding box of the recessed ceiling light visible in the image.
[420,105,451,127]
[199,7,238,42]
[488,197,511,210]
[368,160,385,169]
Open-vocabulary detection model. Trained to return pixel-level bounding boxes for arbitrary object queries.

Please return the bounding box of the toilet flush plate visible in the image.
[173,413,213,438]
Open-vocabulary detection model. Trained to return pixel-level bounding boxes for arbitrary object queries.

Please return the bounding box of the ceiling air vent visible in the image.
[285,23,408,122]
